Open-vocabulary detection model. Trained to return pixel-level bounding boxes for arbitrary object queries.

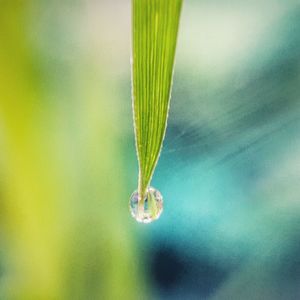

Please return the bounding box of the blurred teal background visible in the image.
[1,1,300,299]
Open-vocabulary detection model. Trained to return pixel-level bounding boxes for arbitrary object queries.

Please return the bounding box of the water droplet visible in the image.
[129,186,163,223]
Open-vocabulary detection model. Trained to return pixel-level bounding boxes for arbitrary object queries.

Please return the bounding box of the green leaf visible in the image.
[132,0,183,196]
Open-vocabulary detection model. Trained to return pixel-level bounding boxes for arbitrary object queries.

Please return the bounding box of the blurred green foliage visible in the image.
[0,2,144,299]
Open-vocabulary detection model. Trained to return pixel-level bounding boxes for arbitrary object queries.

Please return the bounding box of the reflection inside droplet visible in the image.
[129,186,163,223]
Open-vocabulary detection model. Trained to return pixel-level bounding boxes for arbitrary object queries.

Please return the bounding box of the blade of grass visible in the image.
[132,0,183,196]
